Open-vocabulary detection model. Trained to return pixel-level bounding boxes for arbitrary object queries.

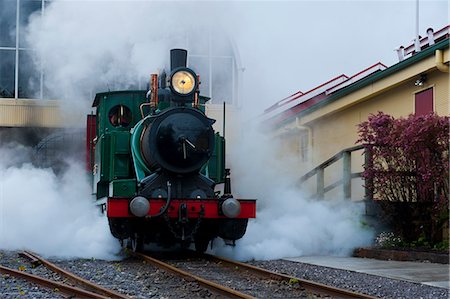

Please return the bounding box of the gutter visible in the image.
[436,49,449,72]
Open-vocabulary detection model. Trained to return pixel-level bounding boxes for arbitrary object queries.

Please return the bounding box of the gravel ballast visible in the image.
[1,250,214,298]
[250,259,449,299]
[1,249,448,298]
[0,251,66,299]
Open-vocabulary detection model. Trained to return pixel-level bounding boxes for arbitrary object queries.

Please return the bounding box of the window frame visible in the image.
[0,0,46,100]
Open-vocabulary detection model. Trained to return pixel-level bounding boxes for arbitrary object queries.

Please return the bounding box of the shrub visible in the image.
[357,112,449,244]
[375,232,403,248]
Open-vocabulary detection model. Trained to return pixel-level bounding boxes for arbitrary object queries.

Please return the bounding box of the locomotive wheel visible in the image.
[194,238,209,253]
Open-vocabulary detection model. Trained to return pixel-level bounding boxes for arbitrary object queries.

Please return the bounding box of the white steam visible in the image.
[212,126,373,261]
[25,1,229,122]
[0,147,120,259]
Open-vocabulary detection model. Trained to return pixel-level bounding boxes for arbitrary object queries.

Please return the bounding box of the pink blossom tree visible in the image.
[358,112,449,243]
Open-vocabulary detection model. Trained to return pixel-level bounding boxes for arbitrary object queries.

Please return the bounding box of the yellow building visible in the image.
[263,26,449,201]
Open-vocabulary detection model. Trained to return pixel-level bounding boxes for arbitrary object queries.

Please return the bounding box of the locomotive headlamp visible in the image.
[170,68,197,96]
[221,197,241,218]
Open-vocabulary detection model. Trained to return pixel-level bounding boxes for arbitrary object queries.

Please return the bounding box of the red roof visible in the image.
[263,25,449,127]
[262,63,386,125]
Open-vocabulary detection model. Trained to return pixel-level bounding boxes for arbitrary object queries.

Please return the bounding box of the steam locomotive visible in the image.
[86,49,256,252]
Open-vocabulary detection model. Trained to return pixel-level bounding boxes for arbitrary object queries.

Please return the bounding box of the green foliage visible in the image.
[288,278,299,285]
[433,241,450,251]
[409,233,430,248]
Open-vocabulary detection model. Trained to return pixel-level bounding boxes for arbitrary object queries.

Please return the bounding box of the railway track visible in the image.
[0,251,130,299]
[2,250,379,298]
[132,251,378,299]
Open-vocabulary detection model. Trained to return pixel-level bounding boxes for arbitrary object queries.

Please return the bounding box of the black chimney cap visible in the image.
[170,49,188,71]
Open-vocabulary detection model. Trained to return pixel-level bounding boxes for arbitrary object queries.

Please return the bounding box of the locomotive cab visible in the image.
[87,49,256,252]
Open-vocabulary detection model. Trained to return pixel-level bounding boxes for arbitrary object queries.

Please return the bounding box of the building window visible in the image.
[187,29,237,105]
[19,50,41,98]
[0,2,240,103]
[415,87,433,115]
[0,0,17,48]
[0,50,15,98]
[211,57,233,104]
[0,0,44,100]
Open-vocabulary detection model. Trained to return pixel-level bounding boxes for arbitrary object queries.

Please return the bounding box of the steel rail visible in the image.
[131,252,255,299]
[0,265,110,299]
[22,251,130,299]
[202,252,378,299]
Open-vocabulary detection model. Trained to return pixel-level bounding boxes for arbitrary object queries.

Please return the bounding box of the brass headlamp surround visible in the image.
[169,68,198,96]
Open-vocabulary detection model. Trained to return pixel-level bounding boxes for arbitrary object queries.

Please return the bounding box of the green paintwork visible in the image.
[109,179,137,197]
[201,133,225,184]
[130,117,152,182]
[93,90,147,135]
[92,89,226,200]
[93,91,147,199]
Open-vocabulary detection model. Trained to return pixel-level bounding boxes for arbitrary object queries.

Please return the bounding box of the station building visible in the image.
[262,26,449,201]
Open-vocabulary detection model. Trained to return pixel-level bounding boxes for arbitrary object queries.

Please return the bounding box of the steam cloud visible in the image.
[25,1,231,121]
[212,125,373,260]
[5,0,446,259]
[0,146,120,259]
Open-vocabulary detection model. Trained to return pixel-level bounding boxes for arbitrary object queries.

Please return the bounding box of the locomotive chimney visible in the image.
[170,49,188,71]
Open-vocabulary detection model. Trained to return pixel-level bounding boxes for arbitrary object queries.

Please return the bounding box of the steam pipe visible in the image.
[147,181,172,218]
[193,75,200,108]
[435,49,449,73]
[150,74,158,108]
[223,101,226,139]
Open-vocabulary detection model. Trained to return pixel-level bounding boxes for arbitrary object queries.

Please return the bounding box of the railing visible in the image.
[298,144,369,200]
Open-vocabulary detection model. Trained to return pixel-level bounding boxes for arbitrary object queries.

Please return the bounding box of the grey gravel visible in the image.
[51,256,217,298]
[3,249,448,299]
[250,259,450,299]
[167,257,310,298]
[0,250,219,298]
[0,251,65,299]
